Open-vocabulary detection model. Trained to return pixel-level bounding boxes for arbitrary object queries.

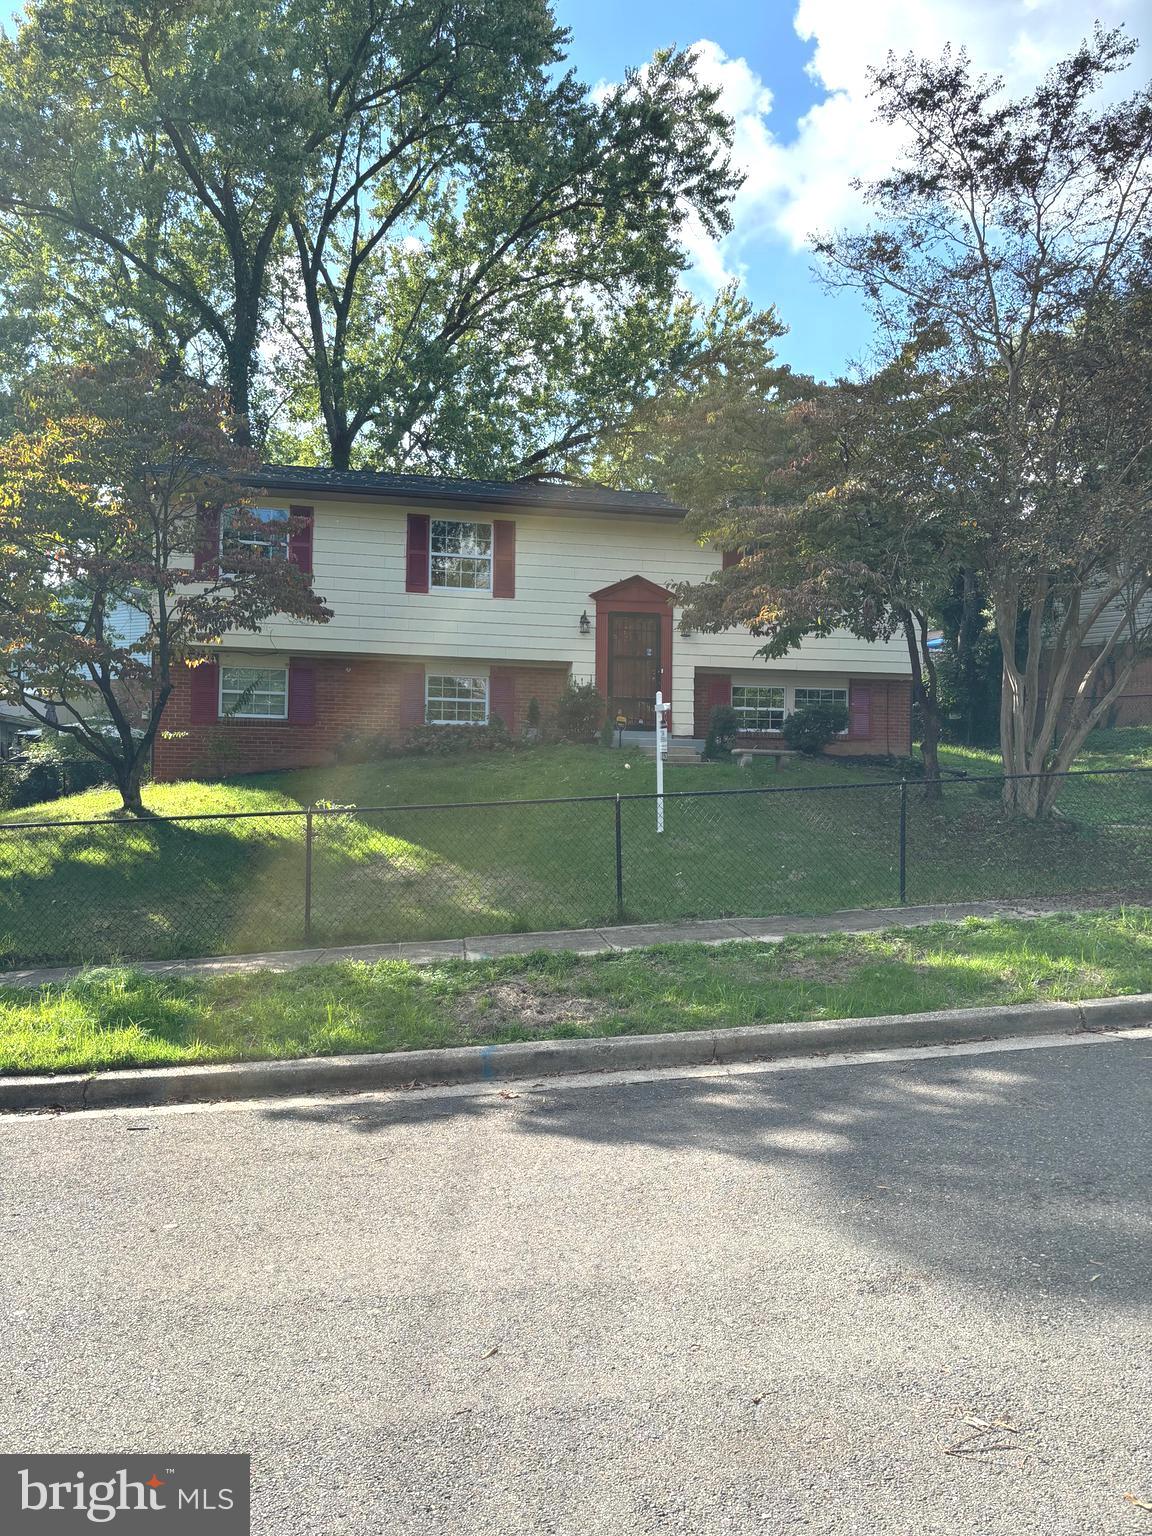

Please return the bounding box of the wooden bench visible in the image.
[731,747,796,769]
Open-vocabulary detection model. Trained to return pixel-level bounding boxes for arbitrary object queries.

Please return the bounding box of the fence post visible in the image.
[304,807,314,945]
[898,778,908,905]
[614,793,624,921]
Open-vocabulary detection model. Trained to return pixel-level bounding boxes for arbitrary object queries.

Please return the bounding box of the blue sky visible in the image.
[555,0,1149,381]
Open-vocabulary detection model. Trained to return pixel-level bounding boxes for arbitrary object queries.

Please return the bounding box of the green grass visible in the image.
[1,732,1151,968]
[2,909,1149,1076]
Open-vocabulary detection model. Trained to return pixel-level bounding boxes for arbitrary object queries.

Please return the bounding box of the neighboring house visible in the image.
[1046,588,1152,728]
[152,468,913,781]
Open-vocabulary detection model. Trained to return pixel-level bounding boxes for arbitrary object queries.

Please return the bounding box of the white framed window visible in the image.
[732,684,785,733]
[794,687,848,711]
[430,518,492,591]
[221,506,290,563]
[426,674,488,725]
[220,665,289,719]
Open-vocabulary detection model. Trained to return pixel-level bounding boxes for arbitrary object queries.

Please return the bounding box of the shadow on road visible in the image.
[263,1038,1150,1306]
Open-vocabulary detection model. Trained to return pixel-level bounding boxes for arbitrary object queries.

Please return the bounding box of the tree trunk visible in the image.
[919,701,943,801]
[901,609,943,800]
[114,754,150,818]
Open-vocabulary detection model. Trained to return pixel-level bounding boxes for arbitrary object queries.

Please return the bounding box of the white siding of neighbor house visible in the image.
[207,496,911,732]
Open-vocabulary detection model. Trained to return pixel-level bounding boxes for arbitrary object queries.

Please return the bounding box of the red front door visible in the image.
[607,612,662,728]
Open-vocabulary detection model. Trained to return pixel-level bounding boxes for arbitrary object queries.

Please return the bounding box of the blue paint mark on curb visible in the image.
[480,1046,497,1080]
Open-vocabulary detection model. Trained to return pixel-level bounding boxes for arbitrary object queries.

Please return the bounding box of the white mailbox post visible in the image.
[655,690,670,833]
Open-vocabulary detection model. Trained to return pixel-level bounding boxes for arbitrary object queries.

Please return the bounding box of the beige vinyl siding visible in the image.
[1082,586,1152,647]
[214,498,911,732]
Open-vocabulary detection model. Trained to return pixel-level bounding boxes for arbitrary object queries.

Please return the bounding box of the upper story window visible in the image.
[431,518,492,591]
[222,506,290,563]
[732,684,785,733]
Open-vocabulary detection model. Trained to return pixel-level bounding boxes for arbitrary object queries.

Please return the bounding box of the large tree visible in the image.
[0,361,330,814]
[632,354,968,792]
[818,28,1152,816]
[0,0,739,468]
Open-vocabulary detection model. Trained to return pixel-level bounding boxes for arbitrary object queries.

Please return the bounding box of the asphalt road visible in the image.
[1,1035,1150,1535]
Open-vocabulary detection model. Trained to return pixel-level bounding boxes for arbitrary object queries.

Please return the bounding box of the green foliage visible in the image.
[0,360,330,813]
[0,736,112,810]
[403,720,515,756]
[551,680,605,742]
[815,31,1152,810]
[598,717,616,749]
[703,704,739,761]
[0,0,742,472]
[782,702,849,755]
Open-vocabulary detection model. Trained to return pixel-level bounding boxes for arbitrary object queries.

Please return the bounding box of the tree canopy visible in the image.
[0,0,747,472]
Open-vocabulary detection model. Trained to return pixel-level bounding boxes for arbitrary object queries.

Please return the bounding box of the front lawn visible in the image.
[1,909,1148,1076]
[1,733,1150,968]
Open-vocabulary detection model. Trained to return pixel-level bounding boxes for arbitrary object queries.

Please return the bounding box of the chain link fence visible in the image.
[1,768,1150,969]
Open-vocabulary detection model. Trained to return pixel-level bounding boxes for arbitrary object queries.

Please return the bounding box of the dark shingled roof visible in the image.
[251,464,686,518]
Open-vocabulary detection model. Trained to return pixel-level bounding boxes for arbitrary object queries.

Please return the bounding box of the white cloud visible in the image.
[680,1,1147,281]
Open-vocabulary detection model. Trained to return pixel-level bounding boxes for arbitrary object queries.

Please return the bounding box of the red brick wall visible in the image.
[153,657,401,781]
[153,658,573,781]
[1047,647,1152,728]
[500,666,571,734]
[826,679,913,758]
[692,672,912,757]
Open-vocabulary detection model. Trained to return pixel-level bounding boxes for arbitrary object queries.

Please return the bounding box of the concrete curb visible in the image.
[2,993,1149,1114]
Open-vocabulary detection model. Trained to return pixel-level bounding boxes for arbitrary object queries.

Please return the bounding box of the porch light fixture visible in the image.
[579,610,591,635]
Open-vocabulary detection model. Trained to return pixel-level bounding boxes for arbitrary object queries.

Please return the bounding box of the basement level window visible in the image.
[426,675,488,725]
[732,685,785,732]
[220,665,289,719]
[793,687,848,711]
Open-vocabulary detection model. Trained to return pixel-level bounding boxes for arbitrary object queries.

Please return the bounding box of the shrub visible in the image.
[524,697,542,737]
[0,736,114,810]
[551,680,605,742]
[335,729,393,764]
[703,704,740,761]
[403,718,513,755]
[782,701,850,755]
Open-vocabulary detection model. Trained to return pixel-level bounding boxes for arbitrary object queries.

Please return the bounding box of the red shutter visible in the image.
[194,504,220,574]
[188,660,219,724]
[288,505,314,576]
[287,660,316,725]
[489,666,516,730]
[721,549,740,570]
[493,520,516,598]
[849,682,872,740]
[706,674,732,709]
[399,666,426,726]
[406,514,430,593]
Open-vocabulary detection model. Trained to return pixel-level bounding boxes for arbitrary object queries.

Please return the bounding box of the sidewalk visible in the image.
[0,894,1123,991]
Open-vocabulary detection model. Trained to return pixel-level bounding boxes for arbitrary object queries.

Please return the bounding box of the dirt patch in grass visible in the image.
[775,951,870,983]
[453,980,609,1038]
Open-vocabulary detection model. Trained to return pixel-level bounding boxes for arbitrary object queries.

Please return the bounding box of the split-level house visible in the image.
[152,468,913,781]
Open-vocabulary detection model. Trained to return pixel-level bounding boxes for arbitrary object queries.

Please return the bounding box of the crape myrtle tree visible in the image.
[0,0,742,473]
[0,361,331,815]
[818,28,1152,817]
